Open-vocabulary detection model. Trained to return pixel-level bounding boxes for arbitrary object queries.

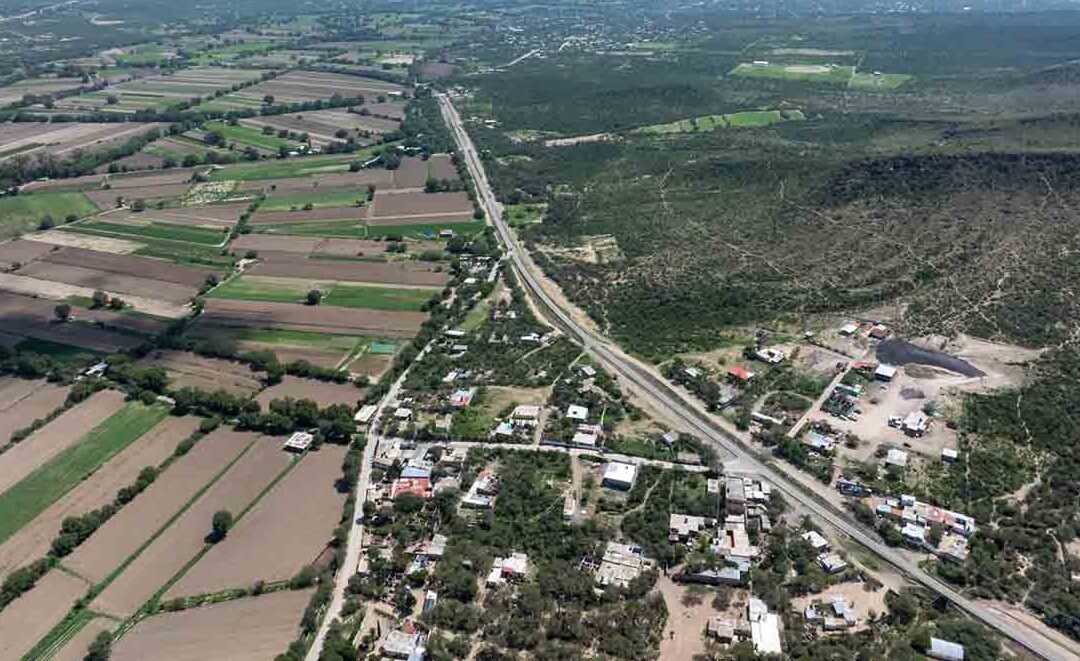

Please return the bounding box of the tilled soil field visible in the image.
[63,429,255,584]
[107,205,244,229]
[0,569,89,660]
[141,350,265,395]
[237,169,394,193]
[90,438,292,618]
[247,254,449,287]
[0,239,57,270]
[16,261,198,303]
[25,231,143,254]
[0,291,163,349]
[86,183,191,208]
[348,352,394,379]
[106,170,198,190]
[393,157,429,189]
[0,390,126,497]
[0,416,199,578]
[50,618,112,661]
[109,588,313,661]
[0,378,69,451]
[197,298,427,337]
[429,154,459,181]
[371,190,472,218]
[164,445,346,599]
[255,376,361,408]
[38,247,215,287]
[249,206,367,225]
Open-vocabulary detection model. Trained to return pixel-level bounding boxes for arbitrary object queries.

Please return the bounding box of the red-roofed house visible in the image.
[727,366,755,383]
[391,478,433,500]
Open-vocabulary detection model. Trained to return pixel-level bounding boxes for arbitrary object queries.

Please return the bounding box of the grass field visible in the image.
[209,275,434,311]
[207,147,389,182]
[730,62,854,84]
[72,220,228,246]
[261,189,369,211]
[204,121,303,152]
[637,109,805,134]
[15,337,102,362]
[504,203,546,227]
[256,219,483,239]
[0,193,97,238]
[226,328,370,352]
[0,401,168,545]
[848,72,913,90]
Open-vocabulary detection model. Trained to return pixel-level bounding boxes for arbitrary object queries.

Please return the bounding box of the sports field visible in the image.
[209,275,434,311]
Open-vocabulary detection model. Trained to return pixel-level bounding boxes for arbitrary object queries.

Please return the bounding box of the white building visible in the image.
[566,404,589,421]
[602,462,637,490]
[801,530,829,551]
[354,404,378,425]
[748,598,782,655]
[283,432,313,452]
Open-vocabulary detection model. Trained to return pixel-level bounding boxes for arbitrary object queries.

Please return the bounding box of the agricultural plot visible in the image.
[255,377,361,408]
[0,416,200,578]
[262,217,483,239]
[0,238,62,269]
[246,254,450,287]
[209,275,434,311]
[257,187,371,212]
[0,291,165,349]
[66,218,229,247]
[0,122,163,165]
[238,168,394,192]
[164,444,347,599]
[106,205,246,230]
[249,206,367,225]
[50,68,265,115]
[730,61,855,84]
[637,109,805,134]
[140,350,265,395]
[239,106,402,147]
[0,569,88,661]
[63,429,256,584]
[29,246,217,287]
[23,231,143,255]
[205,150,385,182]
[0,193,97,239]
[370,190,473,219]
[203,120,306,153]
[0,378,69,452]
[0,76,87,108]
[0,397,165,548]
[210,70,403,111]
[197,298,428,337]
[16,260,202,304]
[185,326,374,370]
[109,589,313,661]
[90,437,293,618]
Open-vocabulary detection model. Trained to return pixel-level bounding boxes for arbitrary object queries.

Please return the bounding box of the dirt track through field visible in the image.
[0,390,125,497]
[0,569,88,660]
[110,588,313,661]
[91,438,292,618]
[165,445,346,599]
[64,429,256,584]
[0,378,69,449]
[197,298,427,337]
[0,416,200,579]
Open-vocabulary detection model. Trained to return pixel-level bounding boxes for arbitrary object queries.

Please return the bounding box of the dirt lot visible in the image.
[91,438,292,618]
[110,588,312,661]
[197,299,427,337]
[0,290,169,346]
[656,575,720,661]
[248,255,449,287]
[141,350,265,395]
[16,261,198,303]
[38,247,215,286]
[0,417,200,579]
[0,239,57,269]
[0,569,89,660]
[0,390,125,496]
[370,191,472,218]
[249,207,367,225]
[791,581,888,630]
[256,376,362,408]
[164,445,347,599]
[64,429,256,583]
[0,378,69,449]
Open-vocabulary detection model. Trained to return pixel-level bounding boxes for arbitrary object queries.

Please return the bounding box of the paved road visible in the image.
[305,345,430,661]
[436,92,1079,661]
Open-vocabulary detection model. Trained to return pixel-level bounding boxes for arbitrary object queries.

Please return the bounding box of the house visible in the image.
[707,617,737,642]
[823,597,858,630]
[354,404,378,425]
[748,598,782,655]
[580,365,597,378]
[449,344,469,357]
[391,478,432,500]
[884,448,909,468]
[929,637,965,661]
[602,462,637,490]
[755,347,787,364]
[669,514,710,542]
[422,590,438,614]
[487,552,529,585]
[683,366,702,379]
[901,412,929,436]
[662,431,678,445]
[444,329,466,339]
[566,404,589,421]
[401,465,432,479]
[725,477,747,515]
[941,448,959,463]
[450,387,477,407]
[415,534,448,559]
[381,630,425,659]
[394,407,413,420]
[492,421,514,438]
[801,530,830,551]
[804,431,836,452]
[283,432,313,453]
[681,566,744,587]
[868,324,889,340]
[901,522,926,547]
[839,322,859,336]
[571,431,598,447]
[817,552,848,574]
[727,365,755,383]
[441,370,459,384]
[595,542,648,588]
[511,405,540,424]
[875,363,899,381]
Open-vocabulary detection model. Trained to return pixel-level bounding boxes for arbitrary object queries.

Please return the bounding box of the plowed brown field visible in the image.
[197,298,427,337]
[0,570,88,660]
[256,376,361,408]
[247,255,448,287]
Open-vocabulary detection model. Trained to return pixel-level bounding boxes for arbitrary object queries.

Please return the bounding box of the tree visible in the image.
[54,304,71,322]
[263,94,275,105]
[37,215,55,230]
[306,290,323,306]
[334,128,348,139]
[108,297,126,310]
[91,290,109,309]
[85,631,112,661]
[210,510,233,543]
[131,198,146,212]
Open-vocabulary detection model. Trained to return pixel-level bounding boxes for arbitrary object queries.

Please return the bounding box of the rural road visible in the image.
[305,344,430,661]
[436,92,1080,661]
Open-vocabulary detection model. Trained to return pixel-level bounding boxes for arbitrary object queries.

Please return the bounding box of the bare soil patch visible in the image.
[0,378,69,449]
[16,261,197,303]
[0,276,186,322]
[64,429,255,584]
[393,157,429,189]
[428,154,458,181]
[91,437,291,618]
[40,247,215,286]
[371,191,471,218]
[0,570,88,660]
[165,445,346,599]
[256,376,361,408]
[107,170,196,189]
[25,230,143,254]
[110,205,243,229]
[86,183,191,208]
[237,169,393,193]
[141,350,264,395]
[197,299,427,337]
[230,234,322,254]
[0,239,56,269]
[347,352,394,378]
[248,255,448,287]
[250,206,366,225]
[0,417,200,578]
[656,574,718,660]
[0,390,125,496]
[110,588,313,661]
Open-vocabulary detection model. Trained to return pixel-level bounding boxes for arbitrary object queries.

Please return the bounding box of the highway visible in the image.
[436,92,1080,661]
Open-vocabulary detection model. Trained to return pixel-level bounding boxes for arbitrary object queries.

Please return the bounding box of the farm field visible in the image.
[370,190,472,218]
[0,397,166,547]
[0,77,87,108]
[50,68,265,115]
[196,298,428,337]
[15,260,201,304]
[0,378,69,451]
[249,206,367,225]
[84,183,193,209]
[0,290,165,349]
[258,187,370,211]
[238,106,403,147]
[0,193,98,238]
[0,123,162,166]
[186,326,376,369]
[0,569,89,661]
[221,70,402,106]
[637,109,805,134]
[63,428,256,584]
[49,618,112,661]
[255,376,362,408]
[140,350,265,395]
[205,148,385,181]
[99,206,244,230]
[209,275,434,311]
[89,437,293,618]
[164,444,347,599]
[729,61,855,83]
[66,218,229,246]
[203,120,305,153]
[109,588,314,661]
[21,245,217,287]
[246,254,450,287]
[261,218,483,239]
[0,416,200,578]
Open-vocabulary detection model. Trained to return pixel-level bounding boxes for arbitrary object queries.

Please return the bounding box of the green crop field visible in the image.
[226,328,370,352]
[15,337,102,362]
[204,121,303,152]
[257,219,483,239]
[0,193,97,238]
[210,275,434,310]
[637,109,804,134]
[730,62,854,84]
[0,401,168,545]
[261,189,369,211]
[71,220,228,246]
[207,146,390,182]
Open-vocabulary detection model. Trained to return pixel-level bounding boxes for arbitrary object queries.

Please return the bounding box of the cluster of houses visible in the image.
[800,530,849,575]
[706,597,783,656]
[872,494,975,561]
[491,404,541,443]
[803,595,859,632]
